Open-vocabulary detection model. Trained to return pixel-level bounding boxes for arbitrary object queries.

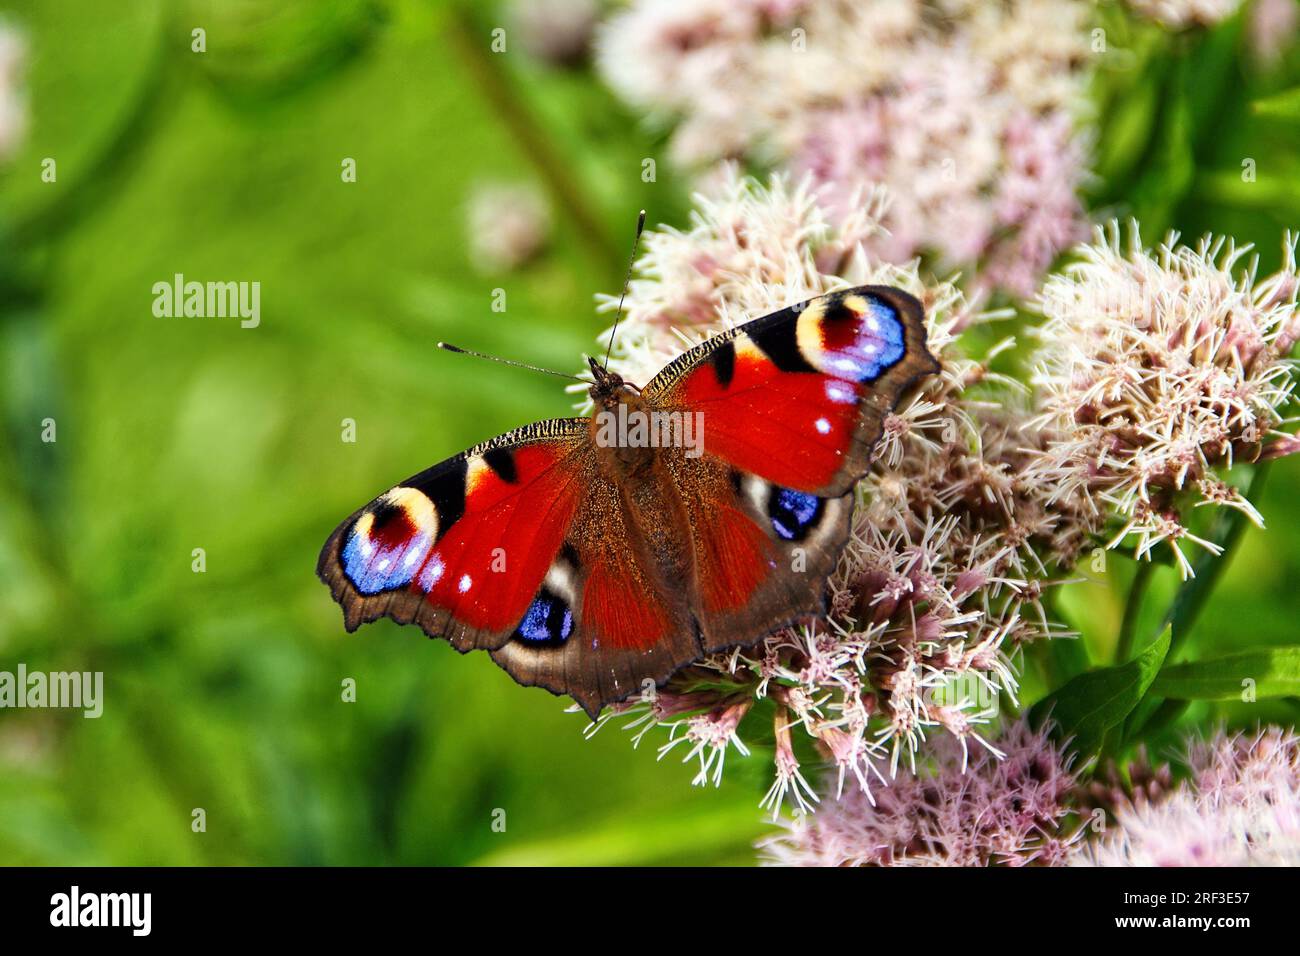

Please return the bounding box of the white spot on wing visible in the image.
[545,560,578,605]
[825,381,855,404]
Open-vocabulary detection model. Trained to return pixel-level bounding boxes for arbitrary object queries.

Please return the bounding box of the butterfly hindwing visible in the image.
[644,285,938,496]
[486,453,854,716]
[488,470,701,719]
[665,450,856,653]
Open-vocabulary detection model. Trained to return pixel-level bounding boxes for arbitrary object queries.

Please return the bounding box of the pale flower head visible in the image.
[1029,222,1300,577]
[596,0,1094,297]
[593,0,762,124]
[465,181,551,273]
[1128,0,1246,28]
[508,0,599,66]
[1248,0,1300,64]
[1078,726,1300,866]
[0,21,26,162]
[758,719,1081,866]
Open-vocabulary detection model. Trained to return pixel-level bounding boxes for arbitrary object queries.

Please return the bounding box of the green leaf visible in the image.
[1092,68,1164,185]
[1128,63,1195,234]
[1030,626,1171,762]
[1150,647,1300,701]
[1135,697,1191,741]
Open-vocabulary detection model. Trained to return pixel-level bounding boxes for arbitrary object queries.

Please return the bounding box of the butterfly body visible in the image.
[318,286,938,717]
[584,362,659,478]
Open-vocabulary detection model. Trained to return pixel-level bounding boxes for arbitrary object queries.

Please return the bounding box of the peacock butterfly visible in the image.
[317,283,938,718]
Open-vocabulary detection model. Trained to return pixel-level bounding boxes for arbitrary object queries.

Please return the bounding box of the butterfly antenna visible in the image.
[437,342,586,383]
[603,209,647,371]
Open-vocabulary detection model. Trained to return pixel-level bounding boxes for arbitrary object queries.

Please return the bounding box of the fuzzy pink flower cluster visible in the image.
[574,170,1300,841]
[1029,222,1300,577]
[595,0,1094,297]
[1128,0,1244,28]
[0,21,25,162]
[465,181,552,273]
[581,171,1078,811]
[507,0,598,66]
[758,720,1081,865]
[1078,727,1300,866]
[761,722,1300,866]
[1249,0,1300,64]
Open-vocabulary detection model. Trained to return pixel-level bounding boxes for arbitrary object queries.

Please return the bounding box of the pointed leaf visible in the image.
[1150,647,1300,701]
[1030,626,1171,761]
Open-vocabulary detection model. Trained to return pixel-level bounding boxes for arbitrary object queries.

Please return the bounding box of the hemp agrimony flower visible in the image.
[1029,223,1300,577]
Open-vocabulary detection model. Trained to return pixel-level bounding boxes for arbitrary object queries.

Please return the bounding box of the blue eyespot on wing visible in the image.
[513,588,574,647]
[340,488,437,595]
[768,487,824,542]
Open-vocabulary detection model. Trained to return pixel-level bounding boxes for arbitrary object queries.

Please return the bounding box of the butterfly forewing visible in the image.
[317,418,592,652]
[645,285,938,496]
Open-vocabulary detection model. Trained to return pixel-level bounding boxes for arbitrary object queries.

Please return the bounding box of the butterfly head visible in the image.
[586,356,636,409]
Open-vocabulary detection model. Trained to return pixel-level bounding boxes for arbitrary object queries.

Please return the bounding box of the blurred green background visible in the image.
[1,0,1298,866]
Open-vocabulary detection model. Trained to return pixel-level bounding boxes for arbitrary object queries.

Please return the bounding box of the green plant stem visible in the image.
[446,3,622,276]
[1162,462,1271,659]
[1114,560,1155,664]
[1124,462,1271,742]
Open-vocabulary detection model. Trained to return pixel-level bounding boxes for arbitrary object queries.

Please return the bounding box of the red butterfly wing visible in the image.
[663,452,857,653]
[317,419,591,652]
[644,286,938,496]
[643,286,938,648]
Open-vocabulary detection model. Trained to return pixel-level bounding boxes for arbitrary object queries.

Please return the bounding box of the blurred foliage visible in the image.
[0,0,1298,866]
